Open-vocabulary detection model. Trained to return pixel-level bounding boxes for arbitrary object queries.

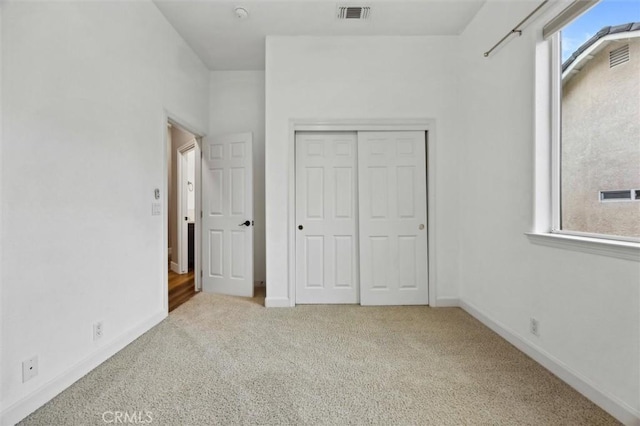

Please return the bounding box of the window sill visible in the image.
[526,232,640,262]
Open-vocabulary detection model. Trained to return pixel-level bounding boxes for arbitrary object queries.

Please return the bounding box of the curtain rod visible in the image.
[483,0,549,57]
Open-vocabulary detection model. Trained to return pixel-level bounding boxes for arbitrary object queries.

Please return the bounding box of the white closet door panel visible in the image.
[334,236,354,287]
[358,131,428,306]
[295,132,359,304]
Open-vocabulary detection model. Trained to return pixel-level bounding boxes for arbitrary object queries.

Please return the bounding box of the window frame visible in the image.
[550,33,562,235]
[527,6,640,260]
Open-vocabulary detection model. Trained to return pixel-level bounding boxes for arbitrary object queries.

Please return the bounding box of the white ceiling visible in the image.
[153,0,486,70]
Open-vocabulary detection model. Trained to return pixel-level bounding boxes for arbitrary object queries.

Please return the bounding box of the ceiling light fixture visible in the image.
[234,7,249,19]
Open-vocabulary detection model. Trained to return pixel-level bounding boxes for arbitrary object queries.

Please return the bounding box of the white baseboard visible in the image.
[170,261,180,274]
[433,297,460,307]
[0,311,167,426]
[460,300,640,426]
[3,299,635,425]
[265,297,292,308]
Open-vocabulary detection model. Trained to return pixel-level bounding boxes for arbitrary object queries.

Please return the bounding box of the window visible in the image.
[548,1,640,242]
[599,189,636,202]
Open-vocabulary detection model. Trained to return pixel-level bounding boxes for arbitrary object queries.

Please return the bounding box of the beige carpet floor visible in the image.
[20,291,618,425]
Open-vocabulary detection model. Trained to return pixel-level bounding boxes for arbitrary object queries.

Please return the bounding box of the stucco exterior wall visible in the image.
[561,37,640,238]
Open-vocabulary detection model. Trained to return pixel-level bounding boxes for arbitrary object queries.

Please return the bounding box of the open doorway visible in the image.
[167,121,201,312]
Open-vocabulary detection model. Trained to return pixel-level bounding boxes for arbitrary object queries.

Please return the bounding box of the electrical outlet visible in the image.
[93,321,104,341]
[530,318,540,336]
[22,356,38,383]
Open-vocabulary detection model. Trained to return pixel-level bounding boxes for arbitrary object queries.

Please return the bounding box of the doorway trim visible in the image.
[177,141,197,275]
[163,111,205,313]
[286,119,438,307]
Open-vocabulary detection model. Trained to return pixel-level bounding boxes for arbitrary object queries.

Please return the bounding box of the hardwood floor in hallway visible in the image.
[168,269,197,312]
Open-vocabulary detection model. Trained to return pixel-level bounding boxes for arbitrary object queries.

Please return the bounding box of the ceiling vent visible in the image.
[609,44,629,68]
[337,6,371,20]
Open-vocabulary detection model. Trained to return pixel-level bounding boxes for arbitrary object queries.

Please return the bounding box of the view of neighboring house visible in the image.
[561,22,640,238]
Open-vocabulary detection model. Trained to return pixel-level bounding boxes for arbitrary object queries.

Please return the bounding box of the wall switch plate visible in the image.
[93,321,104,340]
[22,356,38,383]
[152,203,161,216]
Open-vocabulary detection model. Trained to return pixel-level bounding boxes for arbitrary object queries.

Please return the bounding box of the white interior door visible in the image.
[358,131,428,305]
[295,132,359,304]
[202,132,254,297]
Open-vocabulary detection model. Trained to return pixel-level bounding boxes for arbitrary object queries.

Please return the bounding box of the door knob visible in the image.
[298,225,303,230]
[239,220,251,227]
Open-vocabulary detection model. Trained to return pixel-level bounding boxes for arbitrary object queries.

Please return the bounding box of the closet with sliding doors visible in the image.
[295,130,428,306]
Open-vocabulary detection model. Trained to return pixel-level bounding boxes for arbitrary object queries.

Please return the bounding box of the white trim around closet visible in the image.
[287,118,438,307]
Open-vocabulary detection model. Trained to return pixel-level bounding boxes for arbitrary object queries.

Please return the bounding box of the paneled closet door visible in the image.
[358,131,428,306]
[295,132,359,304]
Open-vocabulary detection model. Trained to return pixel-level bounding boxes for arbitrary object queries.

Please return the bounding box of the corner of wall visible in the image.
[434,298,460,308]
[455,2,640,422]
[460,300,640,425]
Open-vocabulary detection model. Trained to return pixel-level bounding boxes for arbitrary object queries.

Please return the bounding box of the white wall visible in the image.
[263,22,639,423]
[209,71,266,284]
[0,3,4,413]
[0,1,209,423]
[264,36,462,306]
[2,1,636,424]
[457,1,639,422]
